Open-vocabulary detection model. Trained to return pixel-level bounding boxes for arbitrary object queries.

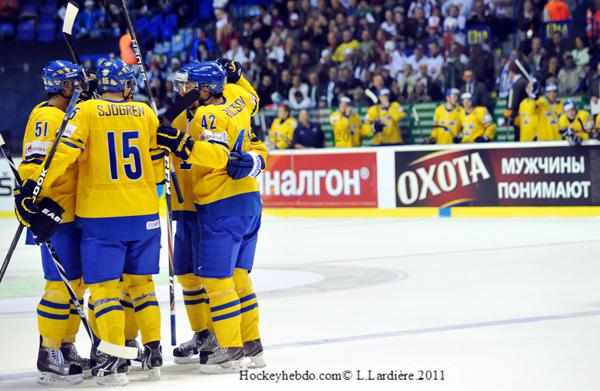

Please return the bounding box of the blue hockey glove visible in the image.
[157,126,194,161]
[30,197,64,244]
[14,179,39,227]
[227,151,265,179]
[216,58,242,83]
[474,136,489,143]
[372,121,384,133]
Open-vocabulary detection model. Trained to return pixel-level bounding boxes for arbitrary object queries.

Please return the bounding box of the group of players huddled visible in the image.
[14,57,266,386]
[268,80,597,148]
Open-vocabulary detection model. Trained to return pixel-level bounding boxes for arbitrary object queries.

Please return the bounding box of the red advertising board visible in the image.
[259,152,378,207]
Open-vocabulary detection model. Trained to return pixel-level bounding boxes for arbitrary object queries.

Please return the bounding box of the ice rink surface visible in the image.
[1,215,600,390]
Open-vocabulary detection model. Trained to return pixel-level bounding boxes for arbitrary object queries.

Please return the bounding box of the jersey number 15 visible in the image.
[107,131,142,180]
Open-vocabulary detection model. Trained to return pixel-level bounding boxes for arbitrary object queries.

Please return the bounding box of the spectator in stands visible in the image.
[546,31,568,62]
[407,44,427,73]
[277,70,293,102]
[257,74,276,107]
[427,41,444,80]
[543,0,570,22]
[214,7,230,47]
[412,80,432,102]
[387,41,407,79]
[587,62,600,104]
[441,48,466,91]
[407,5,428,47]
[191,28,215,61]
[307,71,324,108]
[288,74,308,103]
[267,35,285,64]
[398,63,418,102]
[290,90,312,110]
[557,52,584,95]
[527,37,547,74]
[541,55,560,81]
[460,67,491,112]
[76,0,105,39]
[332,29,359,63]
[225,38,251,65]
[106,3,126,38]
[468,43,495,90]
[517,0,541,49]
[571,36,589,71]
[292,109,325,149]
[443,5,466,32]
[337,65,363,100]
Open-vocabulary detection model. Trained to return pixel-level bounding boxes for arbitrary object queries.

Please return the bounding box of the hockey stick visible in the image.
[62,2,82,70]
[113,0,177,346]
[365,89,378,104]
[514,58,534,83]
[0,102,138,359]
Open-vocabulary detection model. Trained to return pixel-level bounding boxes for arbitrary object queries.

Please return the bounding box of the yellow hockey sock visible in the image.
[63,279,85,344]
[122,274,161,345]
[233,268,260,342]
[37,281,71,349]
[121,291,139,341]
[201,277,242,348]
[88,279,125,346]
[177,273,209,333]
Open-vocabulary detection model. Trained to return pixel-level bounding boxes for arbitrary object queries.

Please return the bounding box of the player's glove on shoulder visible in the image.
[157,126,194,161]
[14,179,40,227]
[227,151,265,179]
[216,58,242,83]
[30,197,64,244]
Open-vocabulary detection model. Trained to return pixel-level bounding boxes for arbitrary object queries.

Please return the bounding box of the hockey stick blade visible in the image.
[98,340,139,360]
[161,89,200,125]
[62,1,79,35]
[365,89,378,104]
[0,133,5,147]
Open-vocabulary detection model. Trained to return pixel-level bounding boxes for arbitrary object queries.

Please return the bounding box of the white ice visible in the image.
[0,216,600,391]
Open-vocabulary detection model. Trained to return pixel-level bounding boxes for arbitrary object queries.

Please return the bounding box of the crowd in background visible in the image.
[3,0,600,145]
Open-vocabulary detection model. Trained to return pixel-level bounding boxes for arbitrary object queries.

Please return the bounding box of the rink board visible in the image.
[1,141,600,218]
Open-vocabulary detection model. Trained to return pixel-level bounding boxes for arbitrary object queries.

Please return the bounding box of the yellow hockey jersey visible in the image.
[459,106,496,143]
[38,98,164,240]
[269,117,296,149]
[186,89,268,216]
[365,102,405,145]
[558,110,593,141]
[535,97,562,141]
[18,101,78,223]
[431,104,462,144]
[170,77,260,218]
[517,98,538,142]
[329,111,362,148]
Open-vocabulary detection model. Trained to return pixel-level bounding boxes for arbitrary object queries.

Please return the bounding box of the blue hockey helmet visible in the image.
[173,61,201,92]
[186,61,226,95]
[42,60,84,94]
[96,59,136,93]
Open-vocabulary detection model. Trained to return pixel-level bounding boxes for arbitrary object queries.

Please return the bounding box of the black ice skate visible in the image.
[37,345,83,385]
[199,332,219,362]
[243,339,266,368]
[124,339,144,372]
[198,346,246,374]
[141,341,162,380]
[173,329,212,364]
[91,349,128,386]
[61,343,91,377]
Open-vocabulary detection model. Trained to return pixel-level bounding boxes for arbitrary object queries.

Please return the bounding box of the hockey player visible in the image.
[14,60,87,385]
[535,82,563,141]
[15,59,165,386]
[156,62,267,373]
[458,92,496,143]
[516,80,539,142]
[166,62,213,365]
[429,88,462,144]
[269,102,296,149]
[329,97,362,148]
[558,99,594,145]
[364,89,405,146]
